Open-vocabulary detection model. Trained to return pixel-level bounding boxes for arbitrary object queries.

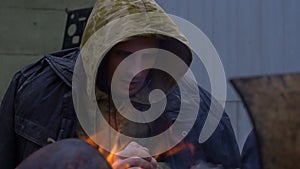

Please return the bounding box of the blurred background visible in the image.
[1,0,299,153]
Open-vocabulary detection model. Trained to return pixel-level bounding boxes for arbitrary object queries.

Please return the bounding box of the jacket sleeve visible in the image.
[194,88,261,169]
[241,130,261,169]
[192,88,241,168]
[160,86,241,168]
[0,72,21,169]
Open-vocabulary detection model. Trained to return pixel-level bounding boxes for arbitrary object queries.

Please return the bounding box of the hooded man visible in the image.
[0,0,260,169]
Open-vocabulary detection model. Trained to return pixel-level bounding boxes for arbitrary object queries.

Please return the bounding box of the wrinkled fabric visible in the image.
[0,48,79,168]
[0,0,261,168]
[76,0,194,154]
[80,0,192,105]
[0,48,260,168]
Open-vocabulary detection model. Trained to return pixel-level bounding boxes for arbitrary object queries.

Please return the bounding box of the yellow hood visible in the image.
[80,0,192,103]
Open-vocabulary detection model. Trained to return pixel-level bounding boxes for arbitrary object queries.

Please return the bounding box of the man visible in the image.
[0,0,260,168]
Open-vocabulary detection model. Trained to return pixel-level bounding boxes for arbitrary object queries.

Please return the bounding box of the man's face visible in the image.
[106,37,159,96]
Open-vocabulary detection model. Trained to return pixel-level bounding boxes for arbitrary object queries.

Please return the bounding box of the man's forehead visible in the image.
[112,37,160,53]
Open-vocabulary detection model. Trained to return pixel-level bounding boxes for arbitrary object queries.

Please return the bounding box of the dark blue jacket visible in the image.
[0,48,260,169]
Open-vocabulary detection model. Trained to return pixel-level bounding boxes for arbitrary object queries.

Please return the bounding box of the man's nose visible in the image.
[127,55,143,75]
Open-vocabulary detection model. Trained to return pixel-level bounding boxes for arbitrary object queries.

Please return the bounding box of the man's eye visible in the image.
[115,51,132,58]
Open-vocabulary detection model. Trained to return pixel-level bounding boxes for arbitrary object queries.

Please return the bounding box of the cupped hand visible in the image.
[111,142,157,169]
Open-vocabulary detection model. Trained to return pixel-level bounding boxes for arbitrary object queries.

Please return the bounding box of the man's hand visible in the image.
[112,142,157,169]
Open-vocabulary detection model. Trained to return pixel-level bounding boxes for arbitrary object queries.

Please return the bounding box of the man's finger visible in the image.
[150,157,158,168]
[112,156,156,169]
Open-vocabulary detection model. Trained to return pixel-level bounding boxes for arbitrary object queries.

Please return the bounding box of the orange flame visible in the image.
[85,134,195,167]
[154,141,195,160]
[84,134,122,167]
[154,123,196,159]
[166,142,195,156]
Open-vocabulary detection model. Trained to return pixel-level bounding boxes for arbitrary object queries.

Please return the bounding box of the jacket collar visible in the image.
[45,48,80,87]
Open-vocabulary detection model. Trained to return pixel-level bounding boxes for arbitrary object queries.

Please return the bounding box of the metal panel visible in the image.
[1,0,95,10]
[62,8,92,49]
[283,0,300,73]
[236,0,262,76]
[261,0,285,74]
[155,0,300,152]
[156,0,300,96]
[0,8,66,54]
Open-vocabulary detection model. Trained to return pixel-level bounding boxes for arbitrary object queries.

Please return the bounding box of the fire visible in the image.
[166,142,195,156]
[155,141,195,160]
[98,143,119,166]
[84,134,195,167]
[153,123,196,159]
[84,134,122,167]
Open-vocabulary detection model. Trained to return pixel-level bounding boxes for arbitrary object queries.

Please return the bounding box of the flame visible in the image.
[166,142,195,156]
[84,133,195,167]
[84,133,123,167]
[84,137,98,147]
[154,123,196,159]
[154,141,195,160]
[100,142,119,166]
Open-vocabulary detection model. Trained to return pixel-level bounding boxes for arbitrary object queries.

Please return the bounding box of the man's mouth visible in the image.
[129,81,139,90]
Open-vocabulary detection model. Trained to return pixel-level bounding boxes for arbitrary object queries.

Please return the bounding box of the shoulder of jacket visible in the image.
[17,48,79,88]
